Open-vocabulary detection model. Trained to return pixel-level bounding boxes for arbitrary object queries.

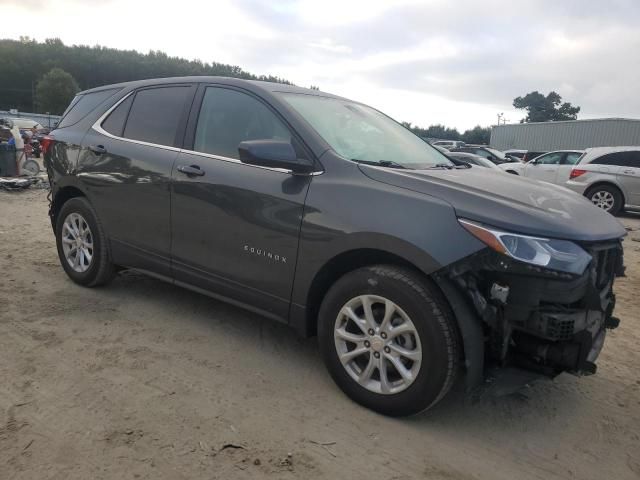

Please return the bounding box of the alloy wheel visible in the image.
[61,213,94,273]
[334,295,422,395]
[590,190,615,211]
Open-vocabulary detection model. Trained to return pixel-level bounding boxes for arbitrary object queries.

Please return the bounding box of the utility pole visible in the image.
[496,112,504,126]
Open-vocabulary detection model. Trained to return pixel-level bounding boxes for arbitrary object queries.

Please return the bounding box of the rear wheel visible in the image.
[586,184,623,215]
[55,197,115,286]
[318,265,460,416]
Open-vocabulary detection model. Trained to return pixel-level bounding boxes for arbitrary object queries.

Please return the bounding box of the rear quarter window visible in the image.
[591,151,640,168]
[56,88,121,129]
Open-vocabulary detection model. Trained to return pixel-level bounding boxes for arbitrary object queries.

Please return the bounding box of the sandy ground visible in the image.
[0,188,639,480]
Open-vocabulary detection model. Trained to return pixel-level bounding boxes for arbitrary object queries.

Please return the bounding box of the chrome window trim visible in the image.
[91,91,323,176]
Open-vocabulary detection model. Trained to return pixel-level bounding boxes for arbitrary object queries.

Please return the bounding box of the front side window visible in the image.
[536,152,563,165]
[123,87,190,146]
[565,152,583,165]
[280,93,450,168]
[194,87,291,159]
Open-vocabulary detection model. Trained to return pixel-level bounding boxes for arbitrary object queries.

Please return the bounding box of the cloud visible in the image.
[2,0,639,129]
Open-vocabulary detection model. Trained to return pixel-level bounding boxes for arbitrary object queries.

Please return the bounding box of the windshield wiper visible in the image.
[427,163,455,170]
[352,159,410,169]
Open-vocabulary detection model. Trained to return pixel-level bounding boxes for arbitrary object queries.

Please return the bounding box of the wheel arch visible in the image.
[301,248,419,337]
[585,180,625,201]
[296,247,485,391]
[50,184,89,228]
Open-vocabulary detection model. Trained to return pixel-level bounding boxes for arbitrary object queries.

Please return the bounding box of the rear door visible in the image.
[78,84,195,275]
[170,85,314,321]
[522,151,564,183]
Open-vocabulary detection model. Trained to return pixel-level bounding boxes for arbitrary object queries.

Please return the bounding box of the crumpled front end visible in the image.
[441,239,624,380]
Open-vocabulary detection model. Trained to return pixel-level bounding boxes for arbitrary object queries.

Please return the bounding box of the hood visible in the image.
[360,165,626,242]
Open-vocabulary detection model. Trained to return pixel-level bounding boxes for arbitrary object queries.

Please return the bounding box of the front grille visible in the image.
[588,243,620,290]
[546,316,575,340]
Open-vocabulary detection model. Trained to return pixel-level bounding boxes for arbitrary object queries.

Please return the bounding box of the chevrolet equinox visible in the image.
[44,77,626,416]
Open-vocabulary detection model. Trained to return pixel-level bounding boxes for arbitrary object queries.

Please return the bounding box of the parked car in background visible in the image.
[498,150,583,179]
[431,140,465,149]
[447,152,504,171]
[565,147,640,215]
[503,149,526,160]
[10,118,43,130]
[521,150,548,163]
[450,145,519,165]
[45,77,626,416]
[503,149,548,163]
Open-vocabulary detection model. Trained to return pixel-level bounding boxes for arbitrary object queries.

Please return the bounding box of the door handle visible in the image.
[89,144,107,155]
[177,164,205,177]
[622,169,634,175]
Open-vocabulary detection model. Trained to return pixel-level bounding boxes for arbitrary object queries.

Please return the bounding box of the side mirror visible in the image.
[238,140,315,175]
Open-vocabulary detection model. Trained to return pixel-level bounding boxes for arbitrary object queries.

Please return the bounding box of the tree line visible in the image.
[1,37,580,144]
[402,122,492,145]
[0,37,291,114]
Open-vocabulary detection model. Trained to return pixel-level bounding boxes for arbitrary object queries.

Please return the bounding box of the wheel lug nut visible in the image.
[364,341,370,348]
[380,332,387,339]
[373,352,380,358]
[384,346,390,353]
[368,329,374,335]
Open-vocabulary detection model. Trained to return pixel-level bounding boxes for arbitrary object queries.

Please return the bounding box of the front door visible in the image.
[170,85,313,321]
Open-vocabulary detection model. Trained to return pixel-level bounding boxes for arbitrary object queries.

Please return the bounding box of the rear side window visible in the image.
[592,151,640,168]
[57,88,121,129]
[101,95,133,137]
[123,87,190,146]
[193,87,291,159]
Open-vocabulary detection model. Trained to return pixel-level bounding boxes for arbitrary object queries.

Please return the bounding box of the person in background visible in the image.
[11,123,24,170]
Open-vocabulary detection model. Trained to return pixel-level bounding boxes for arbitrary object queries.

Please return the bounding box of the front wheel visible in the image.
[318,265,460,416]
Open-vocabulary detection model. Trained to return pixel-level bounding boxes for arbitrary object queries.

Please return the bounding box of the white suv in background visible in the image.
[565,146,640,215]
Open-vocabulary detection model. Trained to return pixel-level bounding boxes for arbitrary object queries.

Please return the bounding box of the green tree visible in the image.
[35,68,80,114]
[0,38,292,112]
[461,125,491,144]
[513,91,580,123]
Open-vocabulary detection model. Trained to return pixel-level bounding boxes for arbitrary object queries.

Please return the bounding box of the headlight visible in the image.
[459,219,592,275]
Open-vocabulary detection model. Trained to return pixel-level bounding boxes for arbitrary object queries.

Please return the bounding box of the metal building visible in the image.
[490,118,640,151]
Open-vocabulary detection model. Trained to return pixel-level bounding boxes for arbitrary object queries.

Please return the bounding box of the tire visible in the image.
[318,265,460,416]
[22,159,40,176]
[55,197,115,287]
[585,184,623,216]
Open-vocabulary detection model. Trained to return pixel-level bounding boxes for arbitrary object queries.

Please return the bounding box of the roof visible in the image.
[500,117,640,127]
[80,76,343,99]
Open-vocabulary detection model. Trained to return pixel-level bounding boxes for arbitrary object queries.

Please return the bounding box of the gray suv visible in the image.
[44,77,625,416]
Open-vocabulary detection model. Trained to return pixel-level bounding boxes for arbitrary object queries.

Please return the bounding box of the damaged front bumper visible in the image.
[438,239,624,390]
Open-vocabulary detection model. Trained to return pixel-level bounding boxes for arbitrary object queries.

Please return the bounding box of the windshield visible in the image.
[280,93,452,168]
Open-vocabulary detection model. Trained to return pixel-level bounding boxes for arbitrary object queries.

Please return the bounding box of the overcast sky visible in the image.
[2,0,639,130]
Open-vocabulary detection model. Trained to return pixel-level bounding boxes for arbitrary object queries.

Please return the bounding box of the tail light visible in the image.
[570,168,587,179]
[40,135,54,154]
